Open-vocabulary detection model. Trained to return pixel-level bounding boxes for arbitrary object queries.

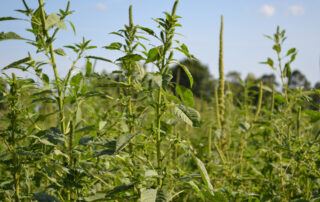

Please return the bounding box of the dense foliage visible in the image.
[0,1,320,201]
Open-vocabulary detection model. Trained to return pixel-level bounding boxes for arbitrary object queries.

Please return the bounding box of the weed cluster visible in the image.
[0,1,319,201]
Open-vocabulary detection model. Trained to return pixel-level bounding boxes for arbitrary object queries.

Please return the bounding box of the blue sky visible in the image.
[1,0,320,85]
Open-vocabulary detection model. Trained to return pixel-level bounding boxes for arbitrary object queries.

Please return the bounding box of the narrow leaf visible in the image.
[0,32,25,42]
[139,26,155,36]
[192,155,214,196]
[103,42,122,50]
[68,20,76,35]
[175,62,193,88]
[286,48,296,56]
[141,189,157,202]
[0,17,22,21]
[3,57,31,70]
[86,56,113,63]
[188,181,205,202]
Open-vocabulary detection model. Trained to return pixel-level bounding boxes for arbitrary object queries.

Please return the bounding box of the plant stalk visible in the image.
[156,88,162,187]
[254,81,263,120]
[38,0,66,134]
[218,15,225,126]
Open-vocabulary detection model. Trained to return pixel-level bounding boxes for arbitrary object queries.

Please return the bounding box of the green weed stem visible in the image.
[271,84,275,114]
[208,125,212,157]
[255,81,263,120]
[215,88,221,129]
[9,74,20,202]
[38,0,65,134]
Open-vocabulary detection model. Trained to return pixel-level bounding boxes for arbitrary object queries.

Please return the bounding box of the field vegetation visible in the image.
[0,0,320,201]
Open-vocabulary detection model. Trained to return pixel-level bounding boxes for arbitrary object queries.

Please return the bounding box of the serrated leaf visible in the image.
[55,20,67,30]
[156,189,169,202]
[45,13,60,30]
[141,189,157,202]
[174,104,200,127]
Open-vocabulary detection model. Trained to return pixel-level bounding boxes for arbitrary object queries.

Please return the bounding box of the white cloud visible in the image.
[259,5,275,17]
[96,2,107,11]
[288,5,305,16]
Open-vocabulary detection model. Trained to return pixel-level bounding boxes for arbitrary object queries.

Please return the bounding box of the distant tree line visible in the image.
[171,58,320,109]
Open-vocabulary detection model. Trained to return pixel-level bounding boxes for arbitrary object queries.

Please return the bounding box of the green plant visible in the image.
[0,1,319,201]
[262,26,298,103]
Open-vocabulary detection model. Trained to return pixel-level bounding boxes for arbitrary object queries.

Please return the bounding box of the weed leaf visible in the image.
[174,104,200,127]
